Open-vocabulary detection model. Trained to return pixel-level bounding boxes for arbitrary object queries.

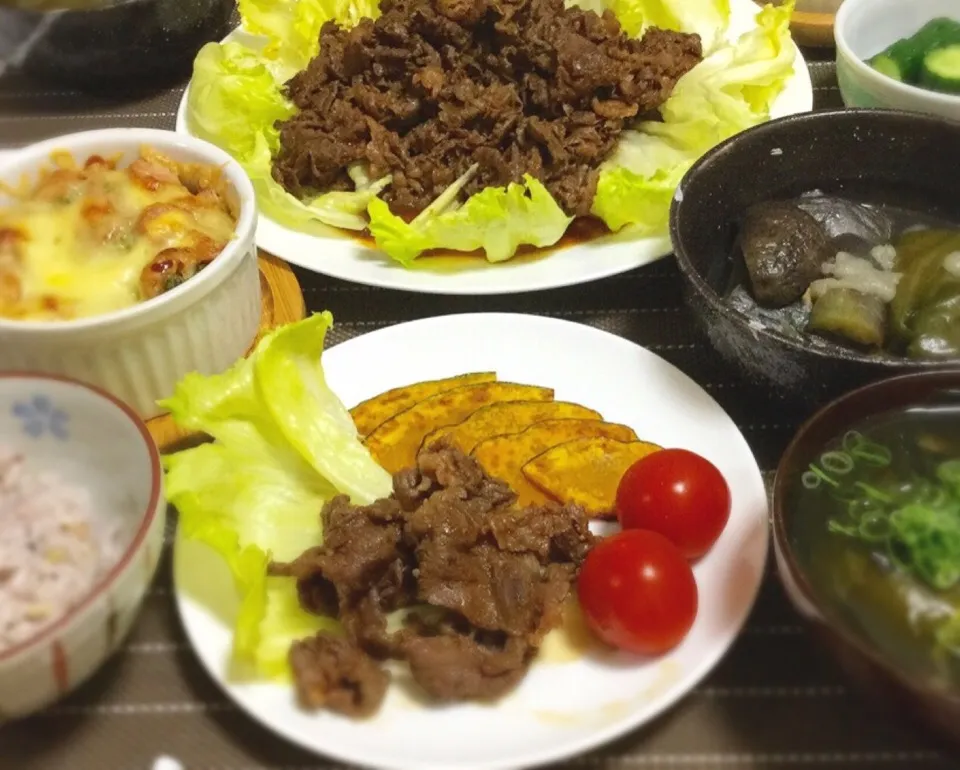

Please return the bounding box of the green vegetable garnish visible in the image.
[939,459,960,491]
[888,502,960,591]
[366,173,574,266]
[163,312,393,678]
[592,1,796,238]
[811,431,960,595]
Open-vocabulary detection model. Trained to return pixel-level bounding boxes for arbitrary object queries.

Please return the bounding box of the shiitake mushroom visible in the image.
[739,201,830,308]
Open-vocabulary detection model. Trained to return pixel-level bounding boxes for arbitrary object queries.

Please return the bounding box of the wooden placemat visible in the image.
[145,251,306,453]
[790,11,836,49]
[763,1,836,50]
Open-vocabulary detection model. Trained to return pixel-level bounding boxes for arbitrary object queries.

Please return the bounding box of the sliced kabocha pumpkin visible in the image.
[364,381,553,474]
[522,436,662,518]
[418,399,601,459]
[471,419,639,508]
[350,372,497,439]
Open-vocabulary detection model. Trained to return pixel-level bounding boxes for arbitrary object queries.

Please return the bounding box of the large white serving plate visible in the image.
[175,0,814,294]
[175,313,770,770]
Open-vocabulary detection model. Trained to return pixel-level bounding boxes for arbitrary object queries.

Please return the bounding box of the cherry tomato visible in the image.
[577,529,698,656]
[615,448,731,561]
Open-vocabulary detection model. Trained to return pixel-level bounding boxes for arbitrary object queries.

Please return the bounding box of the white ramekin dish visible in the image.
[0,372,166,719]
[0,128,261,420]
[835,0,960,121]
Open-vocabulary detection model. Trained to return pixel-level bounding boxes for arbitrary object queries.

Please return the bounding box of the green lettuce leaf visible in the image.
[587,0,732,53]
[238,0,380,78]
[163,313,392,678]
[592,163,687,235]
[243,133,393,234]
[188,41,294,162]
[368,172,573,265]
[186,5,388,232]
[668,1,797,114]
[592,1,795,235]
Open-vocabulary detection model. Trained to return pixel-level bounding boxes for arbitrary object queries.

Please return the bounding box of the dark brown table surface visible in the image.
[0,42,957,770]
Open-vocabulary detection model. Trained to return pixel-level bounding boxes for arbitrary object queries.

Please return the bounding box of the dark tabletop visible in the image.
[0,38,956,770]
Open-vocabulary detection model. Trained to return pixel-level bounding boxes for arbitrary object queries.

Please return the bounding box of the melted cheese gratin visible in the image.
[0,147,238,322]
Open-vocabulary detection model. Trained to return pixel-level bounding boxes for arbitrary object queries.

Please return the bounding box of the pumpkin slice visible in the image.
[365,381,553,474]
[419,400,601,458]
[471,419,638,508]
[350,372,496,438]
[522,437,661,518]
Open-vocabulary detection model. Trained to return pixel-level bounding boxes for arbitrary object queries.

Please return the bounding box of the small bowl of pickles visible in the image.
[835,0,960,121]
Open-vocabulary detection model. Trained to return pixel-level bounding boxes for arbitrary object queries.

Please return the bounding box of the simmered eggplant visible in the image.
[740,202,829,307]
[808,287,887,348]
[908,280,960,358]
[890,230,960,358]
[889,230,957,335]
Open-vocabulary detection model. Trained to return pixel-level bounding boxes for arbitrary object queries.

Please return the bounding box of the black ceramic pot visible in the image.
[669,108,960,406]
[0,0,235,94]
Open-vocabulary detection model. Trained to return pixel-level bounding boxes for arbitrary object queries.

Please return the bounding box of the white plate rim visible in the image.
[173,0,814,295]
[173,312,771,770]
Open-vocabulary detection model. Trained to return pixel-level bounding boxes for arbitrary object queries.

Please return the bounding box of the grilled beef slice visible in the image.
[289,632,391,717]
[270,442,595,711]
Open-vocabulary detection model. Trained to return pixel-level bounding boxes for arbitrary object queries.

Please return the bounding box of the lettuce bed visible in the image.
[186,0,796,264]
[164,313,393,678]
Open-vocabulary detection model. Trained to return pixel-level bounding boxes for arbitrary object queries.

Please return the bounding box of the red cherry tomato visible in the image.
[577,529,698,656]
[615,448,731,561]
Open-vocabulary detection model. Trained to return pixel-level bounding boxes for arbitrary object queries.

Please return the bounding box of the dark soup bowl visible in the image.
[0,0,234,94]
[773,369,960,747]
[669,108,960,406]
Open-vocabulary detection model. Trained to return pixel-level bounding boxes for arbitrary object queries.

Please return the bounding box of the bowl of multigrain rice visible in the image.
[0,372,164,719]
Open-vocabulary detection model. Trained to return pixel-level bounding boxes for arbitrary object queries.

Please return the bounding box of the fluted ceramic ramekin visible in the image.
[0,128,261,419]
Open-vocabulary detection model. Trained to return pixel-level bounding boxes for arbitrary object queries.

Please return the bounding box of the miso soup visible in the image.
[787,389,960,689]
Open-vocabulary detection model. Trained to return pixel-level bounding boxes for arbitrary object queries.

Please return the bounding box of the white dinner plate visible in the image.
[174,313,770,770]
[174,0,814,294]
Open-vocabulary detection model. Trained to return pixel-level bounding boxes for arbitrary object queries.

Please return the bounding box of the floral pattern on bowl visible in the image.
[11,394,71,439]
